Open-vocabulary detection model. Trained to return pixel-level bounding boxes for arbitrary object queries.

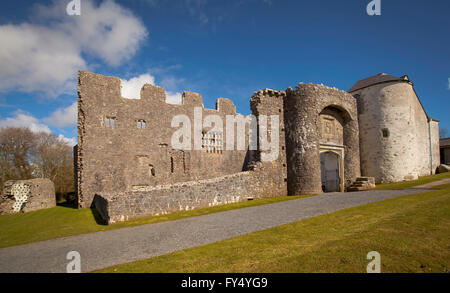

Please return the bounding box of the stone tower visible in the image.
[349,73,440,183]
[284,83,360,195]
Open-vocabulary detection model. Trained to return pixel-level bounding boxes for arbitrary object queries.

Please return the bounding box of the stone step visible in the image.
[347,187,366,192]
[351,182,366,187]
[348,177,376,192]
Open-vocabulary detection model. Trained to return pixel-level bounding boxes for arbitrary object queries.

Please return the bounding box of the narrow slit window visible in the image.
[149,164,155,177]
[105,117,116,128]
[137,119,146,129]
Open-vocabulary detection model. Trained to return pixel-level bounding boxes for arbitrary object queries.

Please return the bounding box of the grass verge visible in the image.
[97,186,450,273]
[0,194,314,248]
[374,172,450,190]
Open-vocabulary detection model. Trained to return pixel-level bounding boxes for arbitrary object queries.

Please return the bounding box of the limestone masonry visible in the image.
[0,178,56,215]
[75,71,440,224]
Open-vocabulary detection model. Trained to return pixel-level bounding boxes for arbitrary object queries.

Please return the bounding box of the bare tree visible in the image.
[0,127,75,202]
[32,132,75,201]
[0,127,37,188]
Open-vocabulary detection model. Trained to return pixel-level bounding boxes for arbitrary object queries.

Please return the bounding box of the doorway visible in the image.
[320,151,341,192]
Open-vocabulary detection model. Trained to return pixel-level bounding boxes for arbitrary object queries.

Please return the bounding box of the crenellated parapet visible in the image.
[78,71,238,113]
[250,88,285,116]
[216,98,236,115]
[182,91,203,107]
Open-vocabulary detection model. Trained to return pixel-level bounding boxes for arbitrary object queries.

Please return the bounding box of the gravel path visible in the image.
[0,188,426,273]
[413,178,450,189]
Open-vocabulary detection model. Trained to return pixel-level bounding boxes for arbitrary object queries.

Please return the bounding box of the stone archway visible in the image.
[284,84,360,195]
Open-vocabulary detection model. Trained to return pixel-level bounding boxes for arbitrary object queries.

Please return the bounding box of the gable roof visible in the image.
[348,73,410,92]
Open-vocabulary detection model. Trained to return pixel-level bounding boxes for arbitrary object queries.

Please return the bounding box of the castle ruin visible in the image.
[75,71,440,224]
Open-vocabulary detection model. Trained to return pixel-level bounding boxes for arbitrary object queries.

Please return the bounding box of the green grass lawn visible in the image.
[97,185,450,273]
[374,172,450,190]
[0,194,313,248]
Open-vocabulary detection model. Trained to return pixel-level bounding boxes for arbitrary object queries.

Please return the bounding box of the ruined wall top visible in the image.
[285,82,358,122]
[250,88,286,116]
[78,71,237,114]
[287,82,354,97]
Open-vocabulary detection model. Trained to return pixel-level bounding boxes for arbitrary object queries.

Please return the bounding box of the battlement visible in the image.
[78,71,236,114]
[252,88,286,100]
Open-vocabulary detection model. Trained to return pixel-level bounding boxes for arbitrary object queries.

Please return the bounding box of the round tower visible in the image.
[285,83,360,195]
[284,86,322,195]
[349,73,432,183]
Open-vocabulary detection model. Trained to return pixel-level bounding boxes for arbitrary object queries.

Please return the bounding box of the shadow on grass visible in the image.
[56,197,107,225]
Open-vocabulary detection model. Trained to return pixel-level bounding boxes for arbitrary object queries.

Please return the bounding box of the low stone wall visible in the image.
[0,178,56,215]
[94,162,286,224]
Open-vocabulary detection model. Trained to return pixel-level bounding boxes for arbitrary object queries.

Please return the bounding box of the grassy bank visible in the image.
[98,186,450,273]
[0,194,313,248]
[374,172,450,190]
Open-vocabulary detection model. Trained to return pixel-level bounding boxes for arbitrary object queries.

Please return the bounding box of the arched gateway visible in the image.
[284,83,361,195]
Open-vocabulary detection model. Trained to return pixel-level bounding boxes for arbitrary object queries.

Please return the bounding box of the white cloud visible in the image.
[0,111,77,146]
[57,134,77,147]
[166,92,183,104]
[121,73,182,104]
[0,111,51,133]
[0,24,86,97]
[0,0,148,97]
[43,102,78,127]
[121,74,155,99]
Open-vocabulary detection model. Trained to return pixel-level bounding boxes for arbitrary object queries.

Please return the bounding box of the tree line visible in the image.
[0,127,75,203]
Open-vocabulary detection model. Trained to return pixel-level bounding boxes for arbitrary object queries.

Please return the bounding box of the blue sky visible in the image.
[0,0,449,144]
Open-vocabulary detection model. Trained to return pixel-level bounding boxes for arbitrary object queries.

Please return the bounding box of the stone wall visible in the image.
[430,119,440,173]
[250,88,288,193]
[0,178,55,215]
[94,162,284,224]
[352,80,439,183]
[77,71,251,208]
[91,85,289,224]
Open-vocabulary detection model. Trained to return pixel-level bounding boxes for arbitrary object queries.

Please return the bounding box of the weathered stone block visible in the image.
[347,177,376,192]
[0,178,56,214]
